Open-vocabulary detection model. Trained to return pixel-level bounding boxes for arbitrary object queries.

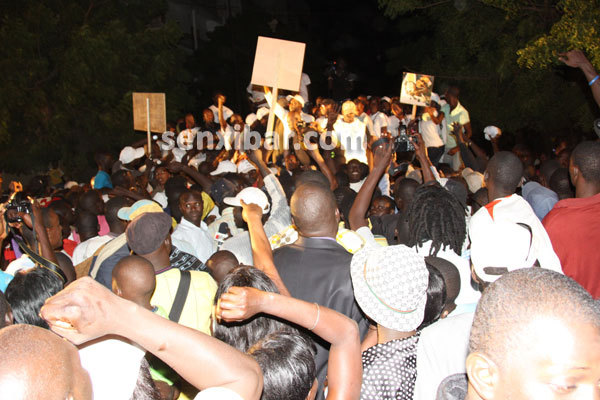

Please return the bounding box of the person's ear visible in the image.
[335,208,341,224]
[4,309,13,326]
[466,352,499,399]
[570,164,579,186]
[112,280,122,297]
[483,170,489,185]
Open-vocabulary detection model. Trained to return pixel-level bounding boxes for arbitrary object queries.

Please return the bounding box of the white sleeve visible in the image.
[356,226,380,248]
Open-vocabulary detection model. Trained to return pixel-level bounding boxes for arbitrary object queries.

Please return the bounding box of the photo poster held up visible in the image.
[400,72,435,118]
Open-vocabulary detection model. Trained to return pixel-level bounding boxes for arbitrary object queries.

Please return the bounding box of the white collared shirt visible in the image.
[171,218,216,263]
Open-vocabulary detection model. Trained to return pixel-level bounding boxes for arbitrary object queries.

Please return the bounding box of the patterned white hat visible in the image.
[351,244,428,331]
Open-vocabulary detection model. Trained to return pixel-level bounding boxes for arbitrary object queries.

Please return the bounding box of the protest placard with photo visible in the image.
[400,72,435,106]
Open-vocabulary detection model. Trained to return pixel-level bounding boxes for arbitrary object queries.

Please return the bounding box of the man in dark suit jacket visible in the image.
[272,182,369,398]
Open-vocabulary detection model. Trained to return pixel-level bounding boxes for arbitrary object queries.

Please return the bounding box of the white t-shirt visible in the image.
[420,111,444,148]
[370,111,389,138]
[171,218,216,263]
[358,112,374,136]
[414,312,474,400]
[209,104,234,123]
[153,191,168,208]
[388,115,401,137]
[415,240,481,307]
[333,118,368,164]
[72,235,113,265]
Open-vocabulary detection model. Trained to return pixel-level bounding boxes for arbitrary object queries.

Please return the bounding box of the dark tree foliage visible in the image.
[0,0,192,178]
[379,0,599,154]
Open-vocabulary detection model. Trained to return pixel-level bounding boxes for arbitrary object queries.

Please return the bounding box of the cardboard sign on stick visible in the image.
[251,36,306,92]
[400,72,435,107]
[132,92,166,133]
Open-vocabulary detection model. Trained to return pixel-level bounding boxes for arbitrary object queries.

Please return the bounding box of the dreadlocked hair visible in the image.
[407,183,466,256]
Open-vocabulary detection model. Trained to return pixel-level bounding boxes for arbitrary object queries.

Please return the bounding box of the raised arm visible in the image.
[308,145,338,191]
[22,200,59,266]
[167,161,213,194]
[348,140,393,231]
[217,95,228,132]
[410,131,436,184]
[560,50,600,108]
[41,278,263,400]
[218,287,362,400]
[241,200,290,297]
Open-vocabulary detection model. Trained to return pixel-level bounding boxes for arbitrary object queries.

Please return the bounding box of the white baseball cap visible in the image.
[470,219,536,283]
[223,187,270,214]
[286,94,305,107]
[237,159,256,174]
[256,107,270,120]
[210,160,237,176]
[119,146,145,164]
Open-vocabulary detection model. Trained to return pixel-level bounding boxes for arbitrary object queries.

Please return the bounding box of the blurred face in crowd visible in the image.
[347,160,363,183]
[230,114,245,131]
[202,109,214,124]
[472,317,600,399]
[154,167,170,187]
[185,114,195,130]
[446,93,459,109]
[381,100,391,115]
[369,98,379,114]
[368,197,394,217]
[289,98,302,113]
[179,191,203,227]
[285,154,299,172]
[355,101,365,115]
[342,107,355,123]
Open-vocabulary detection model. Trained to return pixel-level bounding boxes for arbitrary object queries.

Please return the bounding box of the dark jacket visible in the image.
[273,236,369,398]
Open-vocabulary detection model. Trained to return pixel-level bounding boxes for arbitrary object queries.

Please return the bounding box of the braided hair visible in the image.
[407,183,466,256]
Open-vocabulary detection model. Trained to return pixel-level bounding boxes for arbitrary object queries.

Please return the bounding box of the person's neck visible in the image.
[184,217,202,228]
[144,251,171,273]
[80,232,97,243]
[576,181,600,199]
[300,229,337,239]
[108,224,126,236]
[488,187,513,202]
[377,325,415,344]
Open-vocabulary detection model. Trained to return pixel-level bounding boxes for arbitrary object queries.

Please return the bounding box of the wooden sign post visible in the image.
[250,36,306,162]
[132,92,167,157]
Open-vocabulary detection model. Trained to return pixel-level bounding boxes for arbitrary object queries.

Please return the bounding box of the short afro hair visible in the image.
[469,268,600,370]
[571,141,600,183]
[486,151,523,193]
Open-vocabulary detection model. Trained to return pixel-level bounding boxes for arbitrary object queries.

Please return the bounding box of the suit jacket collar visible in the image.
[295,235,344,250]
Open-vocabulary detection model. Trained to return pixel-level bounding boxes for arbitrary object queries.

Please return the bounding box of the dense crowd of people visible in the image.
[0,49,600,400]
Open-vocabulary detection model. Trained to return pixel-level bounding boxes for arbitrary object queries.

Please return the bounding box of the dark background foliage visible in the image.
[1,0,598,180]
